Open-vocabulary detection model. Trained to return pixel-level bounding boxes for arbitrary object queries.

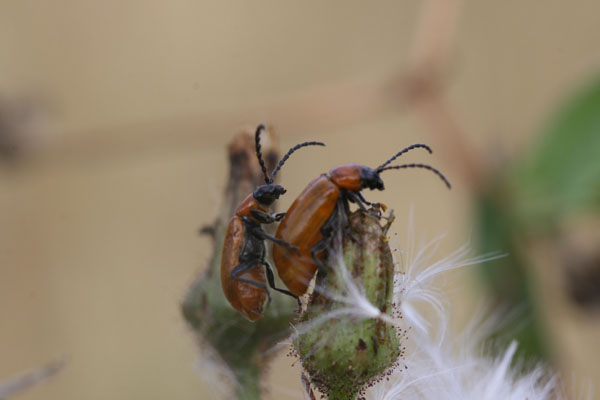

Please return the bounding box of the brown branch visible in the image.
[403,0,485,189]
[20,0,480,188]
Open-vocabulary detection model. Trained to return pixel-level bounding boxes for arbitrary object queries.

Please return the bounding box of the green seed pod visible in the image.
[181,129,295,400]
[294,210,401,400]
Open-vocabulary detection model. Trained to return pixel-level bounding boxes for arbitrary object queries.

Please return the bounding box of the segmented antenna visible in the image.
[254,124,270,184]
[270,141,325,180]
[376,144,432,172]
[379,163,451,189]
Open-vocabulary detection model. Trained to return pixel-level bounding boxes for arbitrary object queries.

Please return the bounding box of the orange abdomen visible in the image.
[273,175,339,296]
[221,216,267,321]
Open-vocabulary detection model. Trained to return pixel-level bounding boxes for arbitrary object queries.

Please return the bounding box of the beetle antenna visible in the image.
[271,141,326,179]
[254,124,271,184]
[376,144,433,172]
[379,163,451,189]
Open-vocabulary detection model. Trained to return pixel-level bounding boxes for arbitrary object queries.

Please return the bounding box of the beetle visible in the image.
[221,124,325,321]
[272,144,451,297]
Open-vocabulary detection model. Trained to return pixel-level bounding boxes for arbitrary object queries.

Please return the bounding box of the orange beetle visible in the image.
[273,144,451,297]
[221,125,324,321]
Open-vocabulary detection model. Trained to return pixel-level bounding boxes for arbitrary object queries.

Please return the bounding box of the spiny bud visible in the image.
[294,210,401,400]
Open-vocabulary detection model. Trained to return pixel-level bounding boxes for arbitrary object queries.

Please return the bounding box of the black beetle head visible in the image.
[253,184,286,206]
[361,166,385,191]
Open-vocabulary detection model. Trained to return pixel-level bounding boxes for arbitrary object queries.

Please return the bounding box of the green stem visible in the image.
[234,367,261,400]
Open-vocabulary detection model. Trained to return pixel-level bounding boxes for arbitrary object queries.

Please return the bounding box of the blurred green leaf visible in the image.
[517,75,600,226]
[473,74,600,363]
[475,182,548,362]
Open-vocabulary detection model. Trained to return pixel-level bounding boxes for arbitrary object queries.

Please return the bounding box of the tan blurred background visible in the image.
[1,1,599,399]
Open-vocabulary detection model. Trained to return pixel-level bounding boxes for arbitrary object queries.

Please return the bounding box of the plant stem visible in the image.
[234,367,262,400]
[181,128,295,399]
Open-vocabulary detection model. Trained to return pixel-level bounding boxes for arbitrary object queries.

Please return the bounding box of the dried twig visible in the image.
[404,0,485,189]
[0,359,65,399]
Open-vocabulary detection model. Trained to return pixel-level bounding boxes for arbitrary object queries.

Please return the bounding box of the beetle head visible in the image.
[253,184,287,206]
[361,166,385,191]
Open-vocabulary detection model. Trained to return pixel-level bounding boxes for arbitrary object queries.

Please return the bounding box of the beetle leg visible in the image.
[341,215,358,243]
[308,204,342,276]
[346,191,381,219]
[249,209,278,224]
[347,191,368,213]
[338,192,359,242]
[253,227,299,253]
[231,261,272,303]
[262,260,300,305]
[357,191,375,206]
[347,190,372,212]
[339,190,351,214]
[310,238,331,277]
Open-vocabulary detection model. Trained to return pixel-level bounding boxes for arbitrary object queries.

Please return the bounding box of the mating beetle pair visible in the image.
[221,125,450,321]
[220,126,324,321]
